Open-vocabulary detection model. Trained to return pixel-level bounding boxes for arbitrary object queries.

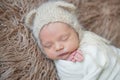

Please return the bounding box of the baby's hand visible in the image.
[67,50,84,62]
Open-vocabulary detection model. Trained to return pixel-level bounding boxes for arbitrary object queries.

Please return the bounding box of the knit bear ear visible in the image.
[55,1,76,12]
[25,9,36,30]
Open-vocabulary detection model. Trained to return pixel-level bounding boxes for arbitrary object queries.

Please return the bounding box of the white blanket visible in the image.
[54,31,120,80]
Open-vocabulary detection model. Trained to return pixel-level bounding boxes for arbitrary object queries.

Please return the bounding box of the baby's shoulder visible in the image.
[80,31,110,46]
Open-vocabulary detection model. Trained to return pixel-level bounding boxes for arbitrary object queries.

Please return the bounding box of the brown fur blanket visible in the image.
[78,0,120,47]
[0,0,120,80]
[0,0,59,80]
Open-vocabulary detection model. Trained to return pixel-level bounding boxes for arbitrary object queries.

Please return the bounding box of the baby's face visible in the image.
[39,22,79,60]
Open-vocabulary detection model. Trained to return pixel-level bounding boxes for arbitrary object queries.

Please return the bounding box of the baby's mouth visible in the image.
[58,52,68,56]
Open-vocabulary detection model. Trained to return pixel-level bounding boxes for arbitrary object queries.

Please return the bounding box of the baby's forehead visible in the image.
[40,22,73,32]
[39,22,75,38]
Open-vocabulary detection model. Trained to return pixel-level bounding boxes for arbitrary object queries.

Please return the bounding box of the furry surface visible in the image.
[78,0,120,48]
[0,0,120,80]
[0,0,59,80]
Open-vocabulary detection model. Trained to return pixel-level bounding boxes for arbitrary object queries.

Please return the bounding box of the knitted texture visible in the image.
[25,1,83,52]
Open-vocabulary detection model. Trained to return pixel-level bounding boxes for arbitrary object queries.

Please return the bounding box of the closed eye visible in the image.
[43,43,53,48]
[60,34,70,41]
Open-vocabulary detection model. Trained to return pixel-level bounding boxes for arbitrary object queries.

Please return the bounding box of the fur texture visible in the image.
[0,0,59,80]
[78,0,120,48]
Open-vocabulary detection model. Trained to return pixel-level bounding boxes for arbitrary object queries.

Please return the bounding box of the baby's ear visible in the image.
[25,9,36,30]
[56,1,76,12]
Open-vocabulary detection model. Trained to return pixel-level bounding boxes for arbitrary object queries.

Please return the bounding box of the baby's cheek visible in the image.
[43,49,50,57]
[68,44,78,52]
[45,50,57,60]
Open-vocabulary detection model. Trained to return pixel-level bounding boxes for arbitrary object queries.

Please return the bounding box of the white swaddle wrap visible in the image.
[54,31,120,80]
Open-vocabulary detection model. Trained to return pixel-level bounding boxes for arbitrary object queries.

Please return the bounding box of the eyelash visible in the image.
[61,35,69,41]
[43,35,69,48]
[43,43,52,48]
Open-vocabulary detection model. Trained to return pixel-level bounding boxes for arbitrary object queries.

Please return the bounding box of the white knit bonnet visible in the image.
[25,1,83,52]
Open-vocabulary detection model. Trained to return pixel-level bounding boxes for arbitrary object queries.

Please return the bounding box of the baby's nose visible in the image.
[55,42,64,51]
